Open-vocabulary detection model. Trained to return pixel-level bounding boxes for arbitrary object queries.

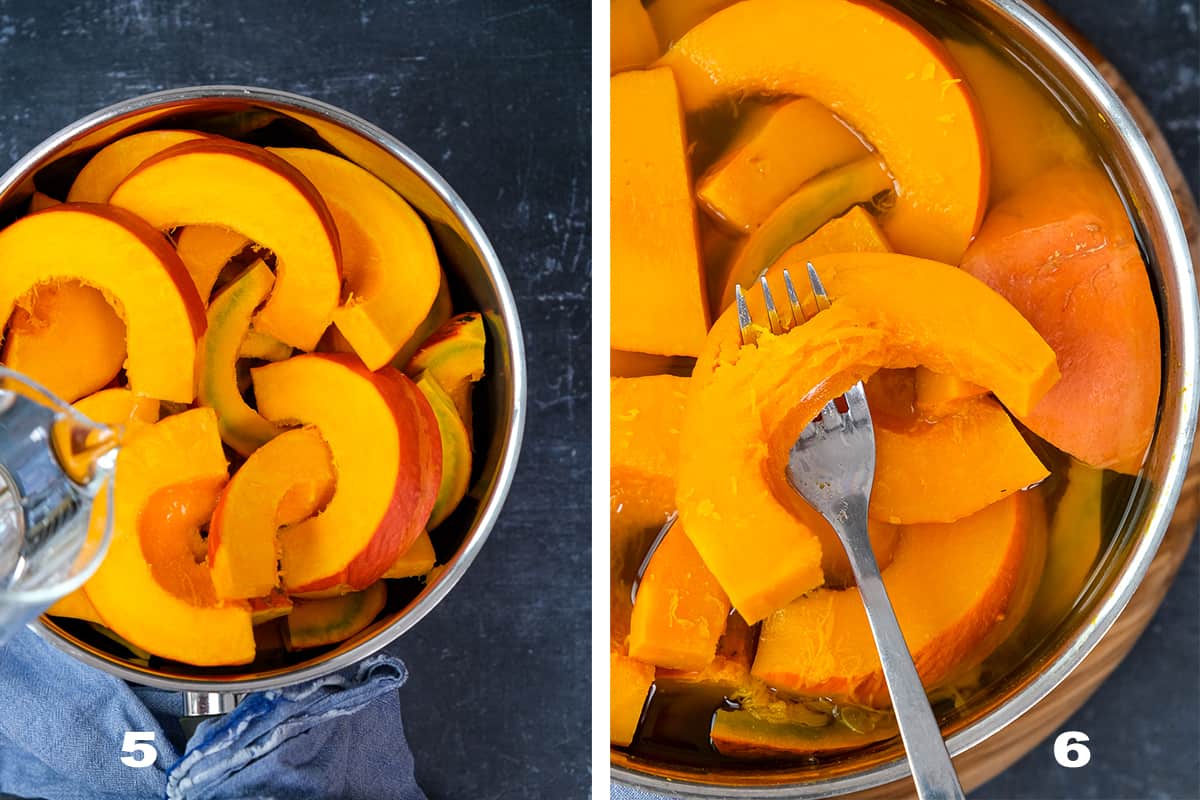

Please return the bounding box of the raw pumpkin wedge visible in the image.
[382,530,437,579]
[74,387,160,428]
[660,0,988,264]
[284,581,387,651]
[66,129,209,203]
[697,98,867,233]
[174,225,251,304]
[392,268,452,368]
[871,396,1048,525]
[269,147,441,370]
[611,0,660,73]
[611,651,655,746]
[240,329,293,361]
[679,254,1057,623]
[629,523,731,671]
[0,205,205,402]
[914,367,989,418]
[405,312,486,428]
[718,157,892,310]
[752,492,1033,707]
[108,138,342,350]
[196,260,281,455]
[208,426,336,601]
[961,165,1160,474]
[414,373,471,530]
[83,409,255,666]
[2,281,126,403]
[611,67,709,357]
[46,588,105,625]
[249,591,294,625]
[253,355,441,596]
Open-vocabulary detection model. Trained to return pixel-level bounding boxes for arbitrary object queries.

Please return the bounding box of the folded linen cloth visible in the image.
[611,783,677,800]
[0,627,425,800]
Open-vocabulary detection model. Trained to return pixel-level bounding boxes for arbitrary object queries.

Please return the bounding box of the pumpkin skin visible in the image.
[284,581,387,651]
[660,0,988,264]
[677,253,1058,624]
[0,204,205,403]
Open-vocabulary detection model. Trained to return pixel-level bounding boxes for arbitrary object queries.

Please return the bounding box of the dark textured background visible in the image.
[0,1,590,799]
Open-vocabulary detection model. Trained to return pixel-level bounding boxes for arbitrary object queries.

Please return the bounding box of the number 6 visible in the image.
[1053,730,1091,768]
[120,731,158,768]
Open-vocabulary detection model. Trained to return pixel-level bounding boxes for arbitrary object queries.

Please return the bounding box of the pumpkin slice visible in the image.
[718,157,892,310]
[269,147,441,370]
[28,192,60,212]
[611,0,660,73]
[0,205,204,402]
[209,426,336,601]
[872,396,1048,525]
[284,581,387,651]
[67,129,209,203]
[611,651,655,746]
[611,375,689,545]
[679,253,1057,623]
[108,139,342,350]
[646,0,738,48]
[382,530,437,579]
[611,67,709,357]
[654,612,756,694]
[710,710,875,757]
[772,205,891,268]
[74,387,160,428]
[961,165,1160,474]
[249,591,294,625]
[698,98,867,233]
[46,586,105,624]
[660,0,987,263]
[2,281,126,403]
[414,373,471,529]
[752,492,1033,707]
[629,523,731,671]
[174,225,251,304]
[405,312,486,428]
[240,329,293,361]
[83,409,255,666]
[197,261,281,455]
[914,367,989,418]
[253,355,441,595]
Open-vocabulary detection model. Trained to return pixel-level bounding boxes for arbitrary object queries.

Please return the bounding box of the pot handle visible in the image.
[179,690,241,738]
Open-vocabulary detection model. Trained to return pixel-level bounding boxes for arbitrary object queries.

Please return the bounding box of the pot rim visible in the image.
[611,0,1199,795]
[1,84,528,693]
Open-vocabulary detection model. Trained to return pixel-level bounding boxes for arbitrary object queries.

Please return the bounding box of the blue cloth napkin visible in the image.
[611,782,678,800]
[0,627,426,800]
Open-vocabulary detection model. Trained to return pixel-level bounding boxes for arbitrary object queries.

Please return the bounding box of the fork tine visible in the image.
[807,261,832,312]
[735,284,753,345]
[759,276,783,334]
[782,269,806,326]
[844,381,873,425]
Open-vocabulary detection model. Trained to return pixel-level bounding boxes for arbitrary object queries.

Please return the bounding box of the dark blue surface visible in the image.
[0,1,590,799]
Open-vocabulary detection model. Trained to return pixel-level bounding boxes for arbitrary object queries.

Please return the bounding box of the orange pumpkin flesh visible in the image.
[961,165,1160,474]
[284,581,387,651]
[771,204,890,270]
[270,147,441,370]
[611,651,656,746]
[914,367,989,418]
[2,281,126,403]
[252,355,441,595]
[240,329,293,362]
[196,260,281,455]
[611,67,709,357]
[67,129,209,203]
[139,477,226,607]
[678,254,1057,623]
[697,98,867,234]
[208,426,336,601]
[611,0,660,73]
[174,225,251,304]
[752,492,1032,707]
[660,0,988,264]
[0,204,205,402]
[405,312,486,429]
[382,530,437,579]
[872,396,1048,525]
[718,157,892,310]
[611,375,689,544]
[74,387,160,427]
[414,373,471,530]
[108,138,342,350]
[629,523,731,671]
[83,409,255,666]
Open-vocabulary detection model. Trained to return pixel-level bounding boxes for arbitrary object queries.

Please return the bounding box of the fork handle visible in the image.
[840,505,966,800]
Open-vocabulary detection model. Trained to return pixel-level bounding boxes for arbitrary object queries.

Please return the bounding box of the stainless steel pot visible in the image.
[0,87,526,704]
[612,0,1198,795]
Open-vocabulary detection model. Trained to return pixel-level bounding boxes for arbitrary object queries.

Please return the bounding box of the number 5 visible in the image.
[120,731,158,768]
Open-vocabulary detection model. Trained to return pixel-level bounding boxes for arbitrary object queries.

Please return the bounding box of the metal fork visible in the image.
[735,264,965,800]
